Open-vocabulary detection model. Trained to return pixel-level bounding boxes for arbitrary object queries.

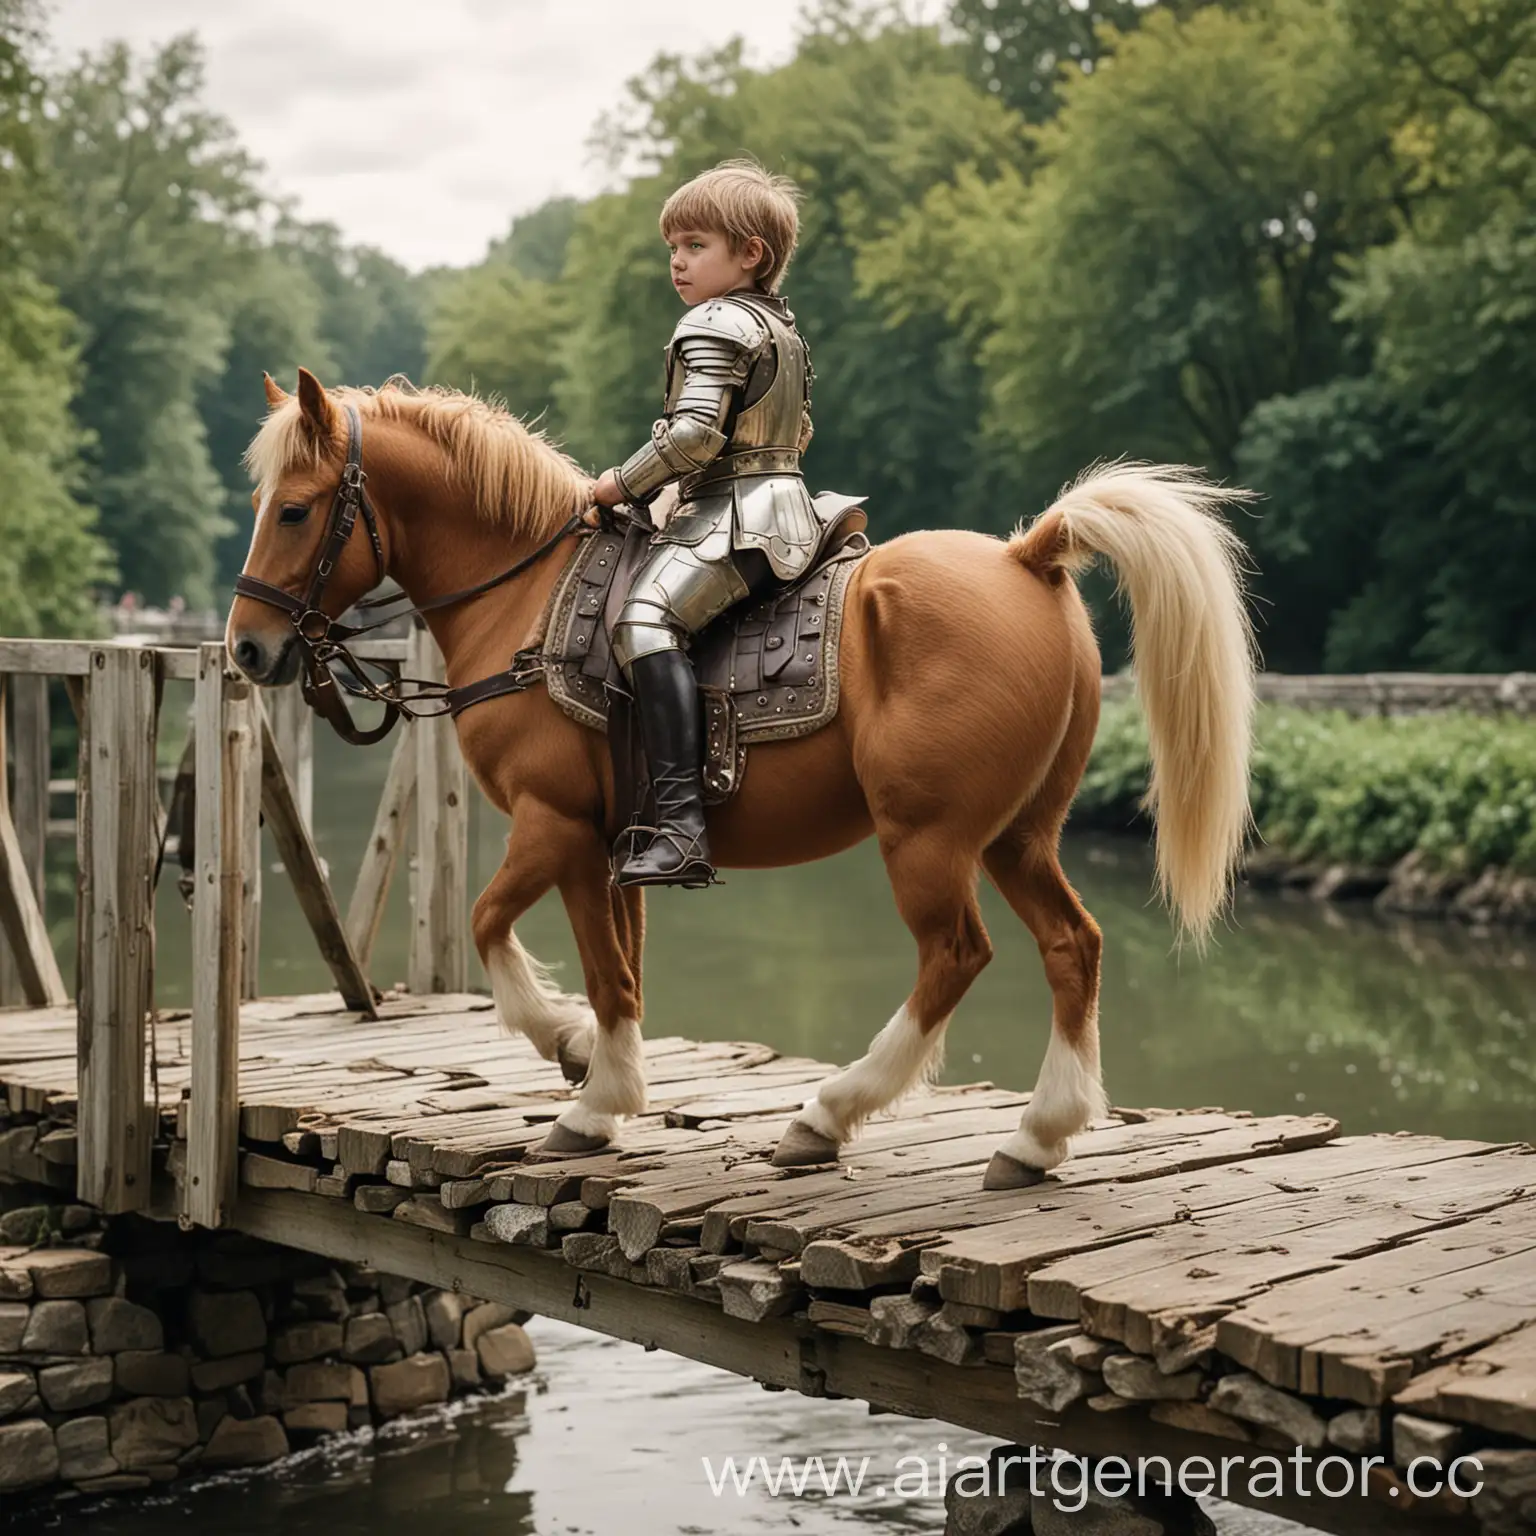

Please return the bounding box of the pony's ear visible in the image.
[296,367,335,438]
[262,372,289,409]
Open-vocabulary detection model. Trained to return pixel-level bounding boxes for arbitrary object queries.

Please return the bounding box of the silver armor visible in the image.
[612,292,816,671]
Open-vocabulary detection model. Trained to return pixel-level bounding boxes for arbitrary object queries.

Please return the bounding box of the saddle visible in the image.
[538,494,869,814]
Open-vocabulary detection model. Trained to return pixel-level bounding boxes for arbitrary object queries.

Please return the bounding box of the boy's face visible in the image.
[666,227,766,305]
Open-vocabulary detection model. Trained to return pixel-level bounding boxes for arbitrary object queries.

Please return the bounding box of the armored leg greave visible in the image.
[610,540,774,888]
[615,650,715,889]
[611,540,755,671]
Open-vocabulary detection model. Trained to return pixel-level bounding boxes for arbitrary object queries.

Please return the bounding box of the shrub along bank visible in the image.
[1075,703,1536,923]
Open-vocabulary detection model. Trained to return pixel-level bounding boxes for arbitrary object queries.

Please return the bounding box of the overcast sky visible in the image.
[45,0,811,270]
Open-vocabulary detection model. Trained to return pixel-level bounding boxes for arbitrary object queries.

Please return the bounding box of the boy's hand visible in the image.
[592,468,624,507]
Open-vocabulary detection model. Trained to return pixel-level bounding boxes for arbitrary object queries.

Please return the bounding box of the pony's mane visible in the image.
[244,382,592,539]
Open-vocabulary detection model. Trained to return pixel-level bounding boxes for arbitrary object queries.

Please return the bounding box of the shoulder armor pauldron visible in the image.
[670,297,771,352]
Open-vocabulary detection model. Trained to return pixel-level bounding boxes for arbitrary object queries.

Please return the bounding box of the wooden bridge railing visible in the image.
[0,629,471,1222]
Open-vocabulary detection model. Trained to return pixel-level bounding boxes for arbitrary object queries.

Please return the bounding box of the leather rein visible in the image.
[232,403,585,745]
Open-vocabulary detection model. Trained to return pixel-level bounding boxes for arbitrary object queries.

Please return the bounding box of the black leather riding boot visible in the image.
[616,649,716,888]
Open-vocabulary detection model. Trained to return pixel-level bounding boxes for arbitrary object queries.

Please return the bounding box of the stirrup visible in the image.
[614,825,719,889]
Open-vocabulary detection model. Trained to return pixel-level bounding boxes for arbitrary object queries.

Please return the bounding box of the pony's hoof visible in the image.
[557,1034,592,1086]
[525,1122,611,1162]
[770,1121,841,1168]
[983,1151,1049,1191]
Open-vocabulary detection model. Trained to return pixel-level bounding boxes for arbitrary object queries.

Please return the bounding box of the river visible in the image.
[20,705,1535,1533]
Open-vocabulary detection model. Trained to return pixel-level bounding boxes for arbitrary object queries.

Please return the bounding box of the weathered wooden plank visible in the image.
[259,708,377,1016]
[0,639,97,676]
[392,1195,473,1235]
[345,727,415,969]
[1393,1321,1536,1442]
[185,649,257,1229]
[240,1149,318,1193]
[407,626,467,994]
[1025,1145,1536,1363]
[916,1130,1470,1312]
[609,1166,785,1260]
[741,1113,1341,1279]
[76,646,160,1212]
[1218,1199,1536,1403]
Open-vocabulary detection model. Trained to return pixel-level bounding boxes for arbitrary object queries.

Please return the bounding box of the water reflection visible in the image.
[6,1389,534,1535]
[100,718,1532,1145]
[1,1321,1315,1536]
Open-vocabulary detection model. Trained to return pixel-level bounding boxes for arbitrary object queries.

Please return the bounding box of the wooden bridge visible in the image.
[1,639,1533,1535]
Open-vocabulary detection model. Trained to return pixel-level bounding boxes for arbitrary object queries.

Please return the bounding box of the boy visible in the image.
[590,159,819,889]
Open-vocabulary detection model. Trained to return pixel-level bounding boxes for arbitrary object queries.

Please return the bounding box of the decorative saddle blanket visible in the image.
[539,511,868,803]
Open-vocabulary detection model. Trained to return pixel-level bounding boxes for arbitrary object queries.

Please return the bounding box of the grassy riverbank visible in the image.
[1077,702,1536,886]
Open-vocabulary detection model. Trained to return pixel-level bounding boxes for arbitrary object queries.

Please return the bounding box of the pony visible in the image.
[228,369,1255,1189]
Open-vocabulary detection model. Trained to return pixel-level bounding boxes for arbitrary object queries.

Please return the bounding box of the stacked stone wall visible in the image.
[0,1186,535,1501]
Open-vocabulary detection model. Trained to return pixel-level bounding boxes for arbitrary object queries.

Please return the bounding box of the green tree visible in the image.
[557,17,1027,529]
[426,198,582,421]
[275,219,427,387]
[427,266,566,421]
[1236,0,1536,670]
[39,35,262,607]
[1332,0,1536,667]
[0,1,113,635]
[487,196,582,282]
[874,0,1412,662]
[949,0,1169,120]
[199,238,336,593]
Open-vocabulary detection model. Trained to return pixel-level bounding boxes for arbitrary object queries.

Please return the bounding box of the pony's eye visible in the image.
[279,503,311,525]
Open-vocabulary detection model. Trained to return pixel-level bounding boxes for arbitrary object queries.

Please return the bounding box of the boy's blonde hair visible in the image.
[660,159,801,293]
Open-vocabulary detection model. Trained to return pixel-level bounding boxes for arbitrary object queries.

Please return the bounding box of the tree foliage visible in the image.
[1,0,1532,671]
[36,36,264,607]
[0,1,113,634]
[949,0,1169,120]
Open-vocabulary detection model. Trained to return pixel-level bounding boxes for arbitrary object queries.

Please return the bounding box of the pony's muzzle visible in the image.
[228,629,299,687]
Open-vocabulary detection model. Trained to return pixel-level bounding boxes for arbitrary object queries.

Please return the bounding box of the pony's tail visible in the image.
[1010,463,1258,947]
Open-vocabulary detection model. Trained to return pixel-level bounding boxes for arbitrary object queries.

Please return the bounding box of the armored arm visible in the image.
[613,302,767,502]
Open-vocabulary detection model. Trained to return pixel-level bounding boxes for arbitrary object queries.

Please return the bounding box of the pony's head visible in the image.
[227,369,592,685]
[227,369,387,685]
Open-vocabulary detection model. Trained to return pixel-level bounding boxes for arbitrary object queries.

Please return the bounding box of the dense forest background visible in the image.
[2,0,1532,670]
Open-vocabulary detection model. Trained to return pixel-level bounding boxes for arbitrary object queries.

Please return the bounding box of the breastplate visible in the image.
[729,301,809,452]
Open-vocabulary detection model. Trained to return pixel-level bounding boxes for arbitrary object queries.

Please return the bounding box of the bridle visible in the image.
[232,403,586,745]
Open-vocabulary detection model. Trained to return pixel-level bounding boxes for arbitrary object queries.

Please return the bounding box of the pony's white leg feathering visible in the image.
[997,1019,1108,1172]
[780,1005,947,1158]
[553,1018,647,1143]
[486,932,596,1078]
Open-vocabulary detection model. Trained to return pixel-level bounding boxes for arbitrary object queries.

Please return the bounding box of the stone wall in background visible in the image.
[1102,672,1536,717]
[0,1183,536,1502]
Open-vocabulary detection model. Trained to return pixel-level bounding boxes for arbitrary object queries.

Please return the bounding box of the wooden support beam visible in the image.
[12,675,49,894]
[186,647,256,1228]
[77,646,159,1212]
[407,626,467,995]
[238,696,262,1005]
[0,805,67,1008]
[265,679,313,831]
[0,673,65,1007]
[346,728,416,970]
[257,706,378,1016]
